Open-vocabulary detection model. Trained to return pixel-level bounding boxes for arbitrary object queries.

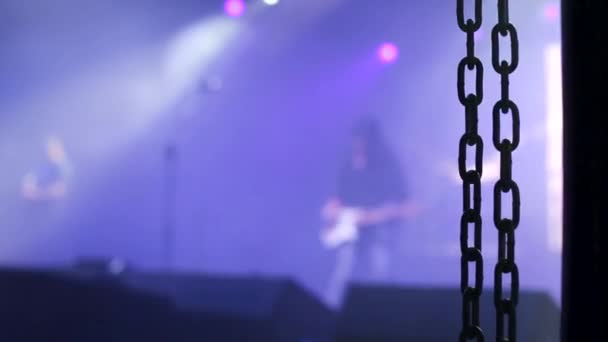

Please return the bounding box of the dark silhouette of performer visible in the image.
[321,118,419,307]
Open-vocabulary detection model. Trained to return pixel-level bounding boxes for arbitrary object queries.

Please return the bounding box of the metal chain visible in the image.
[491,0,520,341]
[457,1,485,341]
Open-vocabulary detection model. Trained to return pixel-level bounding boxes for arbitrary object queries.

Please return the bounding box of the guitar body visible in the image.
[320,209,360,250]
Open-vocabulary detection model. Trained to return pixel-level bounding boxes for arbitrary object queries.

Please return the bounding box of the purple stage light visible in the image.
[377,43,399,64]
[544,3,559,21]
[225,0,245,17]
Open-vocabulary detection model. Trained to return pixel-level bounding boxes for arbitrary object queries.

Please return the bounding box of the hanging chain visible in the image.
[491,0,520,341]
[457,1,485,341]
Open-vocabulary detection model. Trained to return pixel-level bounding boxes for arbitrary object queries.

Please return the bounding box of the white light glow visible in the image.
[264,0,280,5]
[545,43,563,253]
[165,16,240,97]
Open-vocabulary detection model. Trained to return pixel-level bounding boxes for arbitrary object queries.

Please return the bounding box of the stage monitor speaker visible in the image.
[0,267,171,342]
[122,272,335,342]
[335,285,560,342]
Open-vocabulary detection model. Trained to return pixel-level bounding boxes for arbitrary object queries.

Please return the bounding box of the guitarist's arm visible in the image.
[321,198,342,221]
[321,198,420,225]
[22,172,67,201]
[357,201,421,225]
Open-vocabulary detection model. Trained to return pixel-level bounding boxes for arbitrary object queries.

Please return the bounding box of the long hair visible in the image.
[351,117,392,169]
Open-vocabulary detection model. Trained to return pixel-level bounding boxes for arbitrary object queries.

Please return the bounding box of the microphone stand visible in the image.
[163,131,178,271]
[161,78,220,271]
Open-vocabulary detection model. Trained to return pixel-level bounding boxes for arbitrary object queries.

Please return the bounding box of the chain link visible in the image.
[457,0,485,340]
[492,0,520,340]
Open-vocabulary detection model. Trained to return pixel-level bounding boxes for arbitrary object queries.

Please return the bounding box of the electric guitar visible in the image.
[319,208,361,249]
[319,203,422,250]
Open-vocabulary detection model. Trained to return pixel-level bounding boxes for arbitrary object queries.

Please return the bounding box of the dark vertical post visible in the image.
[561,1,608,341]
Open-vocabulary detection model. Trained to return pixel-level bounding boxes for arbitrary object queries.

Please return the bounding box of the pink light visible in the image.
[224,0,245,17]
[377,43,399,64]
[544,43,563,253]
[544,3,559,21]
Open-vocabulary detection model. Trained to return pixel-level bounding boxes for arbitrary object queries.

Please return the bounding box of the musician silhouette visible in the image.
[321,118,416,308]
[22,136,72,202]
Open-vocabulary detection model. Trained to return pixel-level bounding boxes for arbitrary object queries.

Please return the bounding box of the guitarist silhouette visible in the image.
[321,118,419,308]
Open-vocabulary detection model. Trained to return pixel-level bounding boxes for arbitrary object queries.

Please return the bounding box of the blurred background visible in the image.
[0,0,561,316]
